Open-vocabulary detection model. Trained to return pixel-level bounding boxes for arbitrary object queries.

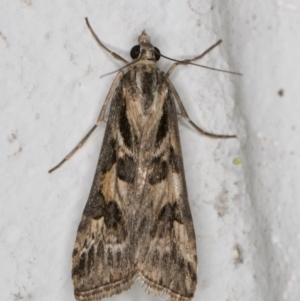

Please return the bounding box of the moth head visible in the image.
[130,30,161,62]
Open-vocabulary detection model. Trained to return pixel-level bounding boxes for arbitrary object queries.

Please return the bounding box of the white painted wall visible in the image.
[1,0,299,300]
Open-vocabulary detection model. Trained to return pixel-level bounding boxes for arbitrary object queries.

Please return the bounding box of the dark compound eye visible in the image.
[130,45,140,59]
[154,47,161,61]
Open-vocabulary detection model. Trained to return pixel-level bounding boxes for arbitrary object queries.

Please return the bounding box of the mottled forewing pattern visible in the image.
[72,75,136,300]
[136,75,197,301]
[72,65,197,301]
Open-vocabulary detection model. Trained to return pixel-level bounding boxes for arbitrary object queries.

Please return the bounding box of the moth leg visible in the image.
[168,80,236,139]
[48,71,124,173]
[85,18,129,64]
[166,40,222,77]
[177,112,183,120]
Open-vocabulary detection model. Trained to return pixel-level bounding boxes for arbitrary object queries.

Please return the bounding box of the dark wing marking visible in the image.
[137,77,198,301]
[73,67,197,301]
[72,74,136,301]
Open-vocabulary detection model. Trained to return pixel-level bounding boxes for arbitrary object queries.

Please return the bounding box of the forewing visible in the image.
[72,76,135,301]
[137,80,198,301]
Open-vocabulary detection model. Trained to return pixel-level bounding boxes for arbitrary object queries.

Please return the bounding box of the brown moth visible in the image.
[49,18,236,301]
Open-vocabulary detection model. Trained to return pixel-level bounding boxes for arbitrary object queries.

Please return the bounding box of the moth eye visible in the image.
[154,47,161,61]
[130,45,141,59]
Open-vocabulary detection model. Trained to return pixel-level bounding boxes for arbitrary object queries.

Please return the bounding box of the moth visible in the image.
[49,18,237,301]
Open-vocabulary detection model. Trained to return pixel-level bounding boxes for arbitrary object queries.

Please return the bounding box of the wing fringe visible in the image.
[74,271,135,301]
[138,272,193,301]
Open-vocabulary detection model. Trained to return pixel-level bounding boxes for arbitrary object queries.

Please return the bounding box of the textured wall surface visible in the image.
[1,1,299,300]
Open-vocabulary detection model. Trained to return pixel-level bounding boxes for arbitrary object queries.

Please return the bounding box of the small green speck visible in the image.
[233,157,242,165]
